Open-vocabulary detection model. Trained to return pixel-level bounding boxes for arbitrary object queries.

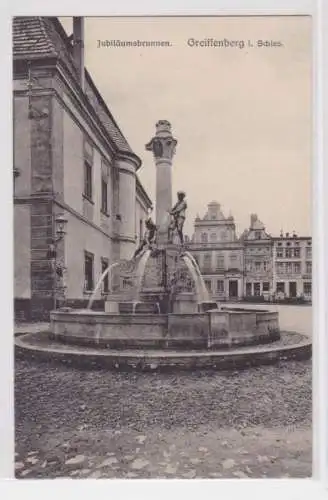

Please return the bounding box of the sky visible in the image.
[60,16,312,238]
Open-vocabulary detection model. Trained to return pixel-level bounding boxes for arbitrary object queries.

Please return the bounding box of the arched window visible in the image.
[201,232,208,243]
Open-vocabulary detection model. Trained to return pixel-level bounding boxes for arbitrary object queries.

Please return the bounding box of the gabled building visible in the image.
[241,214,273,299]
[190,202,244,300]
[189,204,312,302]
[13,17,152,320]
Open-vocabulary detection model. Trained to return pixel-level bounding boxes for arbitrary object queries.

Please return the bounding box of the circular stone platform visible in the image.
[15,331,311,372]
[49,307,281,350]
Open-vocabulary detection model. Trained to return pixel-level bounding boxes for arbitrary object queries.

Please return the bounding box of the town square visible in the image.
[13,16,312,480]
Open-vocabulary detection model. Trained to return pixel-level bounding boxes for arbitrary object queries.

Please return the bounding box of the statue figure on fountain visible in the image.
[168,191,187,246]
[133,217,158,259]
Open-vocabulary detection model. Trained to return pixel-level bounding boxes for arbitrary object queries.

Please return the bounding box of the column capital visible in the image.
[145,120,177,161]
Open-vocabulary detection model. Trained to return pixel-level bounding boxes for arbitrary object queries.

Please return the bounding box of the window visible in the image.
[278,242,282,246]
[254,282,261,296]
[306,247,312,259]
[101,178,108,214]
[255,231,261,239]
[306,262,312,274]
[255,261,261,272]
[276,262,284,274]
[276,282,285,293]
[84,160,93,200]
[293,262,301,274]
[203,253,211,269]
[101,258,109,293]
[262,282,270,292]
[303,282,312,295]
[204,280,212,292]
[216,255,225,269]
[139,219,143,242]
[276,248,283,258]
[201,232,208,243]
[285,248,292,258]
[293,248,300,258]
[216,280,224,293]
[263,261,268,272]
[83,139,94,200]
[210,232,217,242]
[285,262,292,274]
[84,251,94,291]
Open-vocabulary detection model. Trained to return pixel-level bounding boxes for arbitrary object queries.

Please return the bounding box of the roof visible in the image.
[13,17,78,77]
[13,16,136,158]
[136,176,153,209]
[272,236,311,241]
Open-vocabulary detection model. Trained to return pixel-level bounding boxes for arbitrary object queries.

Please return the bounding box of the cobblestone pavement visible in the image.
[15,358,312,479]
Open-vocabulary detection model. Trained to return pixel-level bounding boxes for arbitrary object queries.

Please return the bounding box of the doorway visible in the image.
[254,282,261,296]
[229,280,238,298]
[289,281,297,298]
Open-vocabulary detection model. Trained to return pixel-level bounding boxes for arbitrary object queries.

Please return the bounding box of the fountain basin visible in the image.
[50,307,280,350]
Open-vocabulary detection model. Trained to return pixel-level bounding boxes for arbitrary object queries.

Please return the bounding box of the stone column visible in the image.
[146,120,177,245]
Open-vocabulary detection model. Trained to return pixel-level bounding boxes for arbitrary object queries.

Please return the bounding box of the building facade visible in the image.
[272,233,312,300]
[190,202,244,300]
[189,203,312,302]
[242,214,273,300]
[13,17,152,320]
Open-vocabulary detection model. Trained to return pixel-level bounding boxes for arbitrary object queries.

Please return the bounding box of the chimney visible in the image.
[73,17,85,91]
[250,213,257,227]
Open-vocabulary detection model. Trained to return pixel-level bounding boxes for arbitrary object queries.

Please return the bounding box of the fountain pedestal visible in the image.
[171,292,197,314]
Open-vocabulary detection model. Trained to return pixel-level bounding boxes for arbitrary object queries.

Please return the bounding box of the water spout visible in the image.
[134,248,152,298]
[87,262,120,310]
[182,251,209,303]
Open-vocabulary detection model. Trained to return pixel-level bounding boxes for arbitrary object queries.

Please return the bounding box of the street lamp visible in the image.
[48,213,68,310]
[55,213,68,239]
[13,167,20,194]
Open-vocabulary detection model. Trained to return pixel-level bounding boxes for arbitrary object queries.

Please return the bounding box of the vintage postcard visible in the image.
[13,15,312,481]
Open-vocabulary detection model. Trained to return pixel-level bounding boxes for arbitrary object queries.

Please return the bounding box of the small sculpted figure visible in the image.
[168,191,187,246]
[133,217,157,259]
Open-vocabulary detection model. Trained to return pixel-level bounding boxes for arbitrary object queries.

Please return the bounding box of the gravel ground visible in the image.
[14,358,312,479]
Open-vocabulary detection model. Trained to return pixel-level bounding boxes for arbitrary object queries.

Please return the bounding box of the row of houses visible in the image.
[187,202,312,302]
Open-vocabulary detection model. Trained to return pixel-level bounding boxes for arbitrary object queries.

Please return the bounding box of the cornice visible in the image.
[14,194,135,245]
[115,151,142,171]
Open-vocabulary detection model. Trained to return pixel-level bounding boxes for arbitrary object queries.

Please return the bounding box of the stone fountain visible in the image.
[50,121,280,351]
